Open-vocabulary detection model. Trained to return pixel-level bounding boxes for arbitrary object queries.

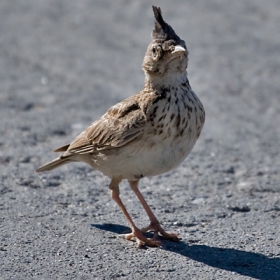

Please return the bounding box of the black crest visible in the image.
[152,6,180,42]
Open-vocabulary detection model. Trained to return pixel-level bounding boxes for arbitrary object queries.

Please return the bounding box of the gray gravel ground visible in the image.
[1,0,280,279]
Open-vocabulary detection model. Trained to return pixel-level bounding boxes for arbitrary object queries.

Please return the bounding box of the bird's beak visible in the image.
[171,45,186,54]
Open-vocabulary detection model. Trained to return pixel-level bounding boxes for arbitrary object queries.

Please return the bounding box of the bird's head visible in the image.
[142,6,188,77]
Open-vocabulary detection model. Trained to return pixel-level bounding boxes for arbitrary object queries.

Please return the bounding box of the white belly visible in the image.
[88,132,198,180]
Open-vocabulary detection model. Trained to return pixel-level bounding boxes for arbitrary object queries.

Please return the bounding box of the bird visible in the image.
[36,6,205,247]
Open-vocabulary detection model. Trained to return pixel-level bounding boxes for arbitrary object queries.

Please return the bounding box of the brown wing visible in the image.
[65,95,146,155]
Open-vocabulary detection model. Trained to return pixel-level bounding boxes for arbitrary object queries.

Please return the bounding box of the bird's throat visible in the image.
[144,70,188,91]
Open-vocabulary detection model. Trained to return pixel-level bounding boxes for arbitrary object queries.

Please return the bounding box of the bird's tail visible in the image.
[35,156,69,173]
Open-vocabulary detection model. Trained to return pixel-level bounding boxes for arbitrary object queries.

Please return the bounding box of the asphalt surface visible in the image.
[0,0,280,279]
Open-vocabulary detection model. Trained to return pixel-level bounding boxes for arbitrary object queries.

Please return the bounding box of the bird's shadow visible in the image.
[91,223,280,280]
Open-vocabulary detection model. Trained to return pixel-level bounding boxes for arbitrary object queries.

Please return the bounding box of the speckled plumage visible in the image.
[36,6,205,247]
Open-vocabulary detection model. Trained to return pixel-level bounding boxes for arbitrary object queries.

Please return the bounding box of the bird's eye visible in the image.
[151,45,162,60]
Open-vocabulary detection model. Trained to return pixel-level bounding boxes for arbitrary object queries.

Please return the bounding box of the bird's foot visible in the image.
[120,227,161,247]
[141,222,180,242]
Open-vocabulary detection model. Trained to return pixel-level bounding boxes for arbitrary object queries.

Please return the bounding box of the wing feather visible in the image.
[65,94,147,155]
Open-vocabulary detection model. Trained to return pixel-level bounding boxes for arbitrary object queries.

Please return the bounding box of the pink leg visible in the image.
[129,180,180,242]
[109,178,160,247]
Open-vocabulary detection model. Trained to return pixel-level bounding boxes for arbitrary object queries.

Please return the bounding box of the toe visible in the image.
[164,232,180,242]
[144,238,161,247]
[124,232,134,240]
[119,228,161,247]
[158,227,180,242]
[141,222,180,242]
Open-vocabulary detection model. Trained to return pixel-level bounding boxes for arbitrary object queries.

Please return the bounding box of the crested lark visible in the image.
[36,6,205,247]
